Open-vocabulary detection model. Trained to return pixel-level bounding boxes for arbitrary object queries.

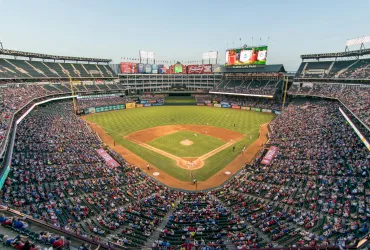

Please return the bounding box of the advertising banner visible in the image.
[126,102,136,109]
[261,146,279,165]
[152,64,158,74]
[232,105,241,109]
[138,63,145,73]
[187,64,213,74]
[207,103,213,106]
[262,109,272,113]
[158,64,169,74]
[136,104,144,108]
[88,107,95,114]
[214,104,221,108]
[241,106,247,110]
[96,148,120,168]
[221,104,230,108]
[149,99,157,103]
[274,111,281,115]
[251,108,261,112]
[144,64,152,74]
[144,103,152,107]
[226,46,268,68]
[220,102,229,105]
[140,100,148,104]
[152,103,164,106]
[120,62,138,74]
[197,103,204,106]
[95,104,125,113]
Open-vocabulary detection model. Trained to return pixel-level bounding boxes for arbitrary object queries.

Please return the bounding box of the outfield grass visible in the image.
[164,96,196,104]
[85,106,275,181]
[148,130,225,157]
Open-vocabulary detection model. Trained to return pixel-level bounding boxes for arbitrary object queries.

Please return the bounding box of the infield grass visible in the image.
[85,106,275,181]
[148,130,225,157]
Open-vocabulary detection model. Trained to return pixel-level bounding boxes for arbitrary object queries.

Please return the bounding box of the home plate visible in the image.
[153,172,160,176]
[225,171,231,175]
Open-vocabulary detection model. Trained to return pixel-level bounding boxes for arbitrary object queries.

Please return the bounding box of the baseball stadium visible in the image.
[0,1,370,250]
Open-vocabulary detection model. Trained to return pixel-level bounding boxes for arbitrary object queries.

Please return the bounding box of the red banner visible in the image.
[187,64,212,74]
[261,146,278,165]
[96,148,120,168]
[120,62,137,74]
[232,105,241,109]
[197,103,204,106]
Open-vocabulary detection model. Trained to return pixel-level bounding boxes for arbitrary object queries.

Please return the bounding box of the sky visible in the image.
[0,0,369,71]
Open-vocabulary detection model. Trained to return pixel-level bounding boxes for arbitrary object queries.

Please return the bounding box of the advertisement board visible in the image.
[144,103,152,107]
[88,107,95,113]
[152,103,164,106]
[214,104,221,108]
[144,64,152,74]
[251,108,261,112]
[95,104,125,113]
[120,62,138,74]
[152,64,158,74]
[221,104,230,108]
[136,104,144,108]
[207,103,213,106]
[187,64,213,74]
[225,46,268,67]
[140,100,148,104]
[232,105,241,109]
[262,109,272,113]
[274,111,281,114]
[261,146,278,165]
[138,63,145,73]
[158,64,169,74]
[241,106,248,110]
[197,103,204,106]
[126,102,136,109]
[174,64,183,73]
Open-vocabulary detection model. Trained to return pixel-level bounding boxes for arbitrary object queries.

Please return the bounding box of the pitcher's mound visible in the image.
[180,139,193,146]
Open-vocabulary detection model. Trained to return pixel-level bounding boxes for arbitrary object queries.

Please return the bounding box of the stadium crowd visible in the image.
[289,83,370,127]
[214,99,369,248]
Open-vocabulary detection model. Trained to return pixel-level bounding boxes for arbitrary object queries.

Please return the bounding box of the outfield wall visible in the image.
[83,101,282,114]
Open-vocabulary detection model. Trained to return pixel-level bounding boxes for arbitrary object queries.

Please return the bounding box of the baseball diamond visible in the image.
[83,106,275,185]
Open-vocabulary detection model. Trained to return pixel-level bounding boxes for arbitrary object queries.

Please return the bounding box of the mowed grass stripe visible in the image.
[85,106,275,181]
[148,131,225,157]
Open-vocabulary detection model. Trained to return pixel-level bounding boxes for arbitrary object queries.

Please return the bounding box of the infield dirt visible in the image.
[84,118,270,191]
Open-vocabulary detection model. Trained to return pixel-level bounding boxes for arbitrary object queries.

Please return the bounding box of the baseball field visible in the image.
[83,106,275,189]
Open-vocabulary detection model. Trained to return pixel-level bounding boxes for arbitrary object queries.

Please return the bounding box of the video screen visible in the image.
[225,46,268,67]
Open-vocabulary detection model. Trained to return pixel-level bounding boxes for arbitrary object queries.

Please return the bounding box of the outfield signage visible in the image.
[214,104,221,108]
[91,104,125,113]
[96,148,120,168]
[221,104,230,108]
[136,104,144,108]
[197,103,204,106]
[261,146,279,165]
[152,103,164,106]
[144,103,152,107]
[251,108,261,112]
[232,105,240,109]
[262,109,272,113]
[126,102,136,109]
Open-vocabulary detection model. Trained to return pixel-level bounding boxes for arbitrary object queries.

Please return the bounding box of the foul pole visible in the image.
[69,76,77,113]
[281,76,289,112]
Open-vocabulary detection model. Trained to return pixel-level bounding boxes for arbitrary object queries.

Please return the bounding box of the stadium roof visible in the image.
[220,64,286,73]
[301,48,370,60]
[0,49,112,63]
